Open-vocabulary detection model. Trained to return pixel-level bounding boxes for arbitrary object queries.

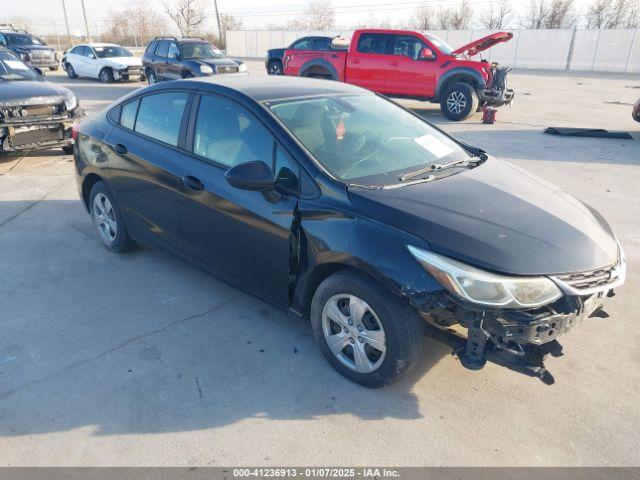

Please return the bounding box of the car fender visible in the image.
[435,67,486,101]
[299,58,339,79]
[291,201,442,315]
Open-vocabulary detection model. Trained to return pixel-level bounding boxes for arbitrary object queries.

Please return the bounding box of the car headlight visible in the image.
[64,94,78,111]
[200,65,214,74]
[237,63,247,72]
[407,246,562,308]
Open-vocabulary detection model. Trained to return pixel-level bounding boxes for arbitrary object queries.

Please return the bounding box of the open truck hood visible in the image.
[452,31,513,57]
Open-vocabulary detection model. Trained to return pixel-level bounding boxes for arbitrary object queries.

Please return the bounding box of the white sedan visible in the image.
[62,43,144,83]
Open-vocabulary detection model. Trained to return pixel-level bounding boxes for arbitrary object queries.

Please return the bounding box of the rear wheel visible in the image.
[66,63,77,79]
[62,144,74,155]
[311,270,424,387]
[89,182,135,253]
[268,60,283,75]
[99,67,114,83]
[440,82,479,121]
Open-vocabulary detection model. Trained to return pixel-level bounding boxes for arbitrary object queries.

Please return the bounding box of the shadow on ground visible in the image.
[0,198,451,437]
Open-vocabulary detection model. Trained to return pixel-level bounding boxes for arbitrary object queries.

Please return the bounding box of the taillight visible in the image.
[71,125,79,141]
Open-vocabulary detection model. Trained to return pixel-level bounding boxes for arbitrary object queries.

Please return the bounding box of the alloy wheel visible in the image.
[321,294,387,373]
[147,71,156,84]
[269,63,283,75]
[446,91,467,114]
[92,193,118,244]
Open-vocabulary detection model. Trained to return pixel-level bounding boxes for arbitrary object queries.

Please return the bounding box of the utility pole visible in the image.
[212,0,222,44]
[51,20,61,51]
[61,0,71,47]
[80,0,91,42]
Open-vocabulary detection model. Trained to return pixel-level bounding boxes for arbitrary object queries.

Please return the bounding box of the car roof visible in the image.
[77,43,120,48]
[180,75,372,102]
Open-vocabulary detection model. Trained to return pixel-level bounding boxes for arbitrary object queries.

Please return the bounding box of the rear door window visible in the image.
[134,92,188,146]
[167,42,179,59]
[155,41,169,58]
[291,38,310,50]
[356,33,392,55]
[120,99,140,130]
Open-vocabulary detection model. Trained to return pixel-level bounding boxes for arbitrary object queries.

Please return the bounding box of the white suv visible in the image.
[62,43,144,83]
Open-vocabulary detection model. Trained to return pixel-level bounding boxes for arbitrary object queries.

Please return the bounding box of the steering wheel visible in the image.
[341,136,410,178]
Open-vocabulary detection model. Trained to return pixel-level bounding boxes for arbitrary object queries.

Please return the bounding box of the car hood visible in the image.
[347,157,618,276]
[194,58,239,67]
[102,56,142,67]
[452,31,513,56]
[0,80,73,106]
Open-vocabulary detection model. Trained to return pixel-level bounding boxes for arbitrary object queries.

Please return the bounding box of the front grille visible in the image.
[216,65,239,74]
[28,50,55,64]
[552,261,624,295]
[125,66,141,72]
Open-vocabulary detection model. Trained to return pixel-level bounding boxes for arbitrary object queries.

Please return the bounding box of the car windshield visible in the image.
[5,33,43,46]
[0,50,39,81]
[181,42,224,59]
[424,34,454,55]
[268,95,469,186]
[94,46,133,58]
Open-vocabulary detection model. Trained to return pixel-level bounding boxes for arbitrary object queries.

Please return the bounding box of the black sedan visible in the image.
[73,76,625,387]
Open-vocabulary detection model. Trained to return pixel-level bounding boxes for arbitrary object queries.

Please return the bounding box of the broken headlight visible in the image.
[64,94,78,112]
[407,246,562,308]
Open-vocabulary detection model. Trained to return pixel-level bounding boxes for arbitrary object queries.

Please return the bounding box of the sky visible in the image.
[1,0,598,36]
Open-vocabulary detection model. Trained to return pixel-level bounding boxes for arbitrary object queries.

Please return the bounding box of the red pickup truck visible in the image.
[283,29,515,121]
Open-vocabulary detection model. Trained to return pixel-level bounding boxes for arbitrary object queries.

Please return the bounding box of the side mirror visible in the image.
[171,52,180,60]
[419,47,435,60]
[88,53,95,59]
[225,161,275,192]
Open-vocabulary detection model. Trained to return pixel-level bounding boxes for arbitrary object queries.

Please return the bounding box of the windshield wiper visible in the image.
[399,158,475,182]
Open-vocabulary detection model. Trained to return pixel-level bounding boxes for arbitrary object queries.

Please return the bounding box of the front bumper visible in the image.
[113,66,145,81]
[479,87,514,107]
[0,108,84,152]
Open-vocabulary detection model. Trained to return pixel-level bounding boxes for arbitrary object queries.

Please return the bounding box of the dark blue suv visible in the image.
[141,36,246,84]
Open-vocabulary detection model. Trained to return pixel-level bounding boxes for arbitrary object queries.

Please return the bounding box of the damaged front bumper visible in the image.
[0,108,84,152]
[479,64,514,107]
[409,259,625,384]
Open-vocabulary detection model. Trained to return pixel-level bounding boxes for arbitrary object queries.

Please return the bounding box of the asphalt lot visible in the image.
[1,60,639,466]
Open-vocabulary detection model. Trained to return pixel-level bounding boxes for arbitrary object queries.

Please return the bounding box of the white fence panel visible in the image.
[226,29,640,73]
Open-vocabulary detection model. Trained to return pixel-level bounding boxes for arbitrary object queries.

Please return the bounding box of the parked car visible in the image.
[142,36,246,84]
[266,36,335,75]
[633,97,640,122]
[61,43,144,83]
[0,47,83,154]
[283,29,515,121]
[0,24,58,71]
[73,76,625,387]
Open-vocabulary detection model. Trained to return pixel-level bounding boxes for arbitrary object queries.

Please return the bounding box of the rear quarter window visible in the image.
[120,99,139,130]
[145,41,158,54]
[134,92,188,146]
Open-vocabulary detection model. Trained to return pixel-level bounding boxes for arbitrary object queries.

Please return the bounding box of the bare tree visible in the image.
[520,0,548,28]
[412,5,436,30]
[436,0,474,29]
[103,1,168,46]
[164,0,207,37]
[287,0,335,30]
[8,16,32,31]
[586,0,640,28]
[216,14,242,49]
[544,0,575,28]
[479,0,514,29]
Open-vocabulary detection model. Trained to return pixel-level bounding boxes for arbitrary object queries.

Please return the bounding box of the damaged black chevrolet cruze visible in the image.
[0,47,83,154]
[73,76,626,387]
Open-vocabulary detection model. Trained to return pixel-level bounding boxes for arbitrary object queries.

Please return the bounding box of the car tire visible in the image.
[49,66,59,71]
[62,144,74,155]
[267,60,283,75]
[440,82,479,121]
[146,68,157,85]
[310,269,424,388]
[66,63,77,79]
[89,181,135,253]
[99,67,114,83]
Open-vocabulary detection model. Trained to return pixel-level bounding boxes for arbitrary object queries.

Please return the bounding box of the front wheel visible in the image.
[49,66,59,71]
[89,181,135,253]
[440,82,479,121]
[99,67,114,83]
[311,270,424,387]
[66,63,77,79]
[62,144,74,155]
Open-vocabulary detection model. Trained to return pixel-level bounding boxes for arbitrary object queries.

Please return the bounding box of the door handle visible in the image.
[112,144,127,155]
[182,175,205,191]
